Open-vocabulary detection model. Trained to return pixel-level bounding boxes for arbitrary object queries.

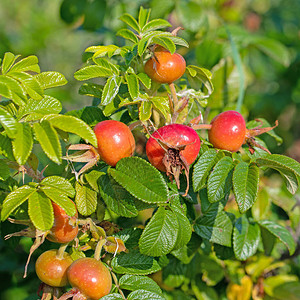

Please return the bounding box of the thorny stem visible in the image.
[111,271,126,300]
[7,161,45,182]
[56,243,69,259]
[94,238,107,261]
[23,164,45,181]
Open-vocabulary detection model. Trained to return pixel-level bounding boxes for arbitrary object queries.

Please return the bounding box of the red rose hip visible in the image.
[144,47,186,84]
[208,110,246,152]
[47,201,78,244]
[35,249,73,287]
[146,124,200,195]
[94,120,135,167]
[67,257,112,300]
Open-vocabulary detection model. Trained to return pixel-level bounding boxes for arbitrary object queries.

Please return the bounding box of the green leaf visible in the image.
[125,73,139,100]
[233,162,259,213]
[43,114,97,147]
[139,207,179,256]
[186,65,214,95]
[261,226,276,256]
[207,156,234,203]
[9,55,40,73]
[138,37,151,56]
[0,75,27,106]
[117,29,139,43]
[1,52,19,74]
[39,186,77,216]
[12,122,33,165]
[74,65,114,81]
[172,205,192,250]
[0,159,10,180]
[111,250,161,275]
[272,281,300,300]
[139,101,152,121]
[256,154,300,194]
[109,157,168,204]
[137,73,151,89]
[78,83,102,99]
[75,182,97,216]
[142,19,171,33]
[196,254,225,286]
[258,220,296,255]
[85,170,105,193]
[120,13,140,32]
[101,76,122,105]
[9,71,43,100]
[86,45,120,58]
[279,169,299,195]
[92,58,119,74]
[152,36,176,54]
[191,278,219,300]
[119,274,162,295]
[33,120,62,164]
[0,134,14,160]
[255,38,290,67]
[233,216,261,260]
[18,96,62,120]
[193,149,224,191]
[1,185,36,220]
[35,71,67,89]
[28,191,54,231]
[115,228,143,250]
[0,106,18,138]
[66,106,107,127]
[251,189,270,221]
[194,202,233,247]
[264,275,299,299]
[128,290,165,300]
[138,7,151,28]
[99,174,138,218]
[41,176,75,198]
[150,96,171,121]
[169,36,189,48]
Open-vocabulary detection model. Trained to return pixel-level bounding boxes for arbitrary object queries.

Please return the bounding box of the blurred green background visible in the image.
[1,0,300,299]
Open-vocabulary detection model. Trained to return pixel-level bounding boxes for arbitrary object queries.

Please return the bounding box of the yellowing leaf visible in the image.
[227,276,253,300]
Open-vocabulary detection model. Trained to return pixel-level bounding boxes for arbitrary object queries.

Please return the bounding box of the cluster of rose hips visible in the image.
[7,45,278,300]
[68,44,277,196]
[34,200,124,299]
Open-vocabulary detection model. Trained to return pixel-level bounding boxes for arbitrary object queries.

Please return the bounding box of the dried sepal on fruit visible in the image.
[192,110,278,154]
[146,123,201,196]
[65,120,135,179]
[4,201,79,278]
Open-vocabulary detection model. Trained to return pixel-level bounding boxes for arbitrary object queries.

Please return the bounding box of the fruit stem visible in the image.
[191,124,212,130]
[128,120,143,131]
[111,271,126,300]
[56,243,69,259]
[94,238,106,261]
